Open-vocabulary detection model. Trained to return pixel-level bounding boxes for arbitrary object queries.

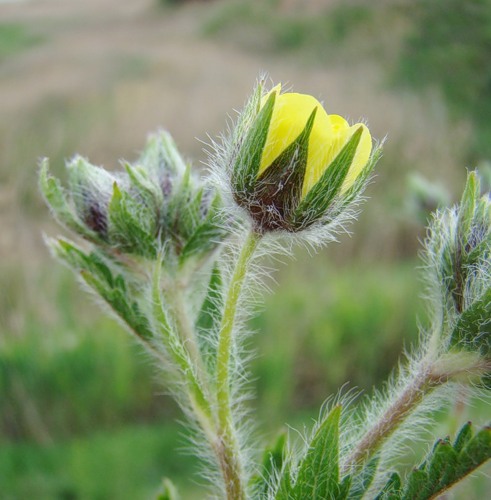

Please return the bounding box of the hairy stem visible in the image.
[216,230,261,499]
[152,262,213,428]
[343,362,444,472]
[170,282,211,392]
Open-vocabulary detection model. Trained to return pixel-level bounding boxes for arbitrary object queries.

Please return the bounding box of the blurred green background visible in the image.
[1,0,489,498]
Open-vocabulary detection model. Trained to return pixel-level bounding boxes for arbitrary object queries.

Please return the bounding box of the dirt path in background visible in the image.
[0,0,464,264]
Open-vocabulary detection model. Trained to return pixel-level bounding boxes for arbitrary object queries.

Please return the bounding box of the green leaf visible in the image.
[195,263,223,336]
[51,237,153,340]
[457,425,491,477]
[232,90,276,200]
[291,405,342,499]
[401,468,428,500]
[374,472,401,500]
[275,461,293,500]
[450,286,491,356]
[373,422,491,500]
[427,439,458,492]
[453,421,473,453]
[347,456,379,499]
[251,431,287,497]
[81,270,153,340]
[293,127,363,227]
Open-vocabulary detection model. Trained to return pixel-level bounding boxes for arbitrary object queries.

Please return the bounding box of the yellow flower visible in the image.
[229,83,379,233]
[259,86,372,197]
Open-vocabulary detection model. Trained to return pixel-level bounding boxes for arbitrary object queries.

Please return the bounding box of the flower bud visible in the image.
[424,171,491,364]
[138,130,187,197]
[228,84,379,233]
[40,131,226,264]
[67,156,120,238]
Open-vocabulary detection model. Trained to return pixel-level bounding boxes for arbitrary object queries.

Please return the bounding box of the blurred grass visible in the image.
[1,265,176,444]
[253,257,423,423]
[396,0,491,160]
[0,22,44,60]
[0,423,200,500]
[202,0,403,63]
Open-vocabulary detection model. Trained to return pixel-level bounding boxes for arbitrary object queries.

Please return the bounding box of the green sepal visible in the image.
[156,477,180,500]
[232,81,264,148]
[124,161,164,210]
[181,192,225,262]
[291,405,341,499]
[39,159,101,241]
[251,107,317,231]
[66,156,115,234]
[457,170,480,243]
[108,182,157,258]
[164,164,192,241]
[292,127,363,227]
[232,90,276,201]
[139,130,187,182]
[343,144,383,206]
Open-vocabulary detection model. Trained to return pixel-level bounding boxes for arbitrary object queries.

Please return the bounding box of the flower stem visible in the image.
[215,229,261,499]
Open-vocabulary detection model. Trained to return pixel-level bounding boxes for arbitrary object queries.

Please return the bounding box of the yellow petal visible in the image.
[341,123,372,192]
[302,114,350,196]
[259,92,332,181]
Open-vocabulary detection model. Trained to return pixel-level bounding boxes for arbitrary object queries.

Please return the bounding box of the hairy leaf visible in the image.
[291,405,342,499]
[373,422,491,500]
[250,431,287,497]
[347,456,379,499]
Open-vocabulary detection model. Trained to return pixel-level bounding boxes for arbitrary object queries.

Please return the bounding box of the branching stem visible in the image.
[152,262,213,426]
[343,362,444,472]
[170,282,211,392]
[215,229,261,500]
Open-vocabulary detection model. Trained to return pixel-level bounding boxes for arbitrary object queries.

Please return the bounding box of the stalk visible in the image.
[343,351,489,473]
[215,230,261,499]
[152,262,214,430]
[343,364,443,471]
[169,282,211,394]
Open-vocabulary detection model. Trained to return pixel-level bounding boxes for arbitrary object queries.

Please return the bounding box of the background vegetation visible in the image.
[0,0,489,498]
